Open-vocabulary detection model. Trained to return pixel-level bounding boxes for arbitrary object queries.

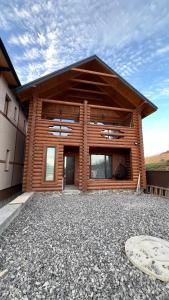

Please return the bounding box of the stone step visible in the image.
[63,189,81,195]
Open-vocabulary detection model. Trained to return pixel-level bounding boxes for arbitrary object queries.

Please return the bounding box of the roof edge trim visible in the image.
[0,38,21,86]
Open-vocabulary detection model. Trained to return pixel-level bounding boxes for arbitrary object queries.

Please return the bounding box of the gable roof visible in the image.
[0,38,21,87]
[15,55,98,92]
[15,55,157,117]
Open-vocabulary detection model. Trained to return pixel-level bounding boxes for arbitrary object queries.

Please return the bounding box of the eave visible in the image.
[15,55,157,118]
[0,38,21,88]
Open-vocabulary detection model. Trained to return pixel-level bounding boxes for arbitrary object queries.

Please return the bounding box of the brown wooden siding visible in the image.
[23,97,145,192]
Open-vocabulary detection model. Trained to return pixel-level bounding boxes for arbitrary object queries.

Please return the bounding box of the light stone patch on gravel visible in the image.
[0,269,8,278]
[0,191,169,299]
[125,235,169,282]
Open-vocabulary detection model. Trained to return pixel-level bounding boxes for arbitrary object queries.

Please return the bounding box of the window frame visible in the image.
[14,106,17,121]
[90,154,112,179]
[4,95,11,117]
[44,146,57,182]
[23,119,26,131]
[4,149,10,172]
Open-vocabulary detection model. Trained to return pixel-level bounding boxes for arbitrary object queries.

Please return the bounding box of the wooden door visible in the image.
[64,156,75,185]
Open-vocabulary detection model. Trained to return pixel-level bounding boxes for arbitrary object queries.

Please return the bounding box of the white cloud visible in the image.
[9,33,35,46]
[156,45,169,54]
[23,48,40,60]
[31,4,41,14]
[1,0,169,85]
[13,7,31,19]
[144,79,169,102]
[37,33,46,46]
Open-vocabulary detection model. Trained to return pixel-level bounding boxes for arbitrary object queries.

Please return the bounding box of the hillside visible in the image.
[145,150,169,171]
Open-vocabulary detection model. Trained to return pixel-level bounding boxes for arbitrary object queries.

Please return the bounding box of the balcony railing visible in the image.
[37,99,136,145]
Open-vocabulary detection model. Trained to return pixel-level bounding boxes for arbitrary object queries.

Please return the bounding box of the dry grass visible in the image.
[145,150,169,164]
[145,150,169,171]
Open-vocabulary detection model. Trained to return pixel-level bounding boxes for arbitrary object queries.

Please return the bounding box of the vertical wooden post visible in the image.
[25,94,38,191]
[78,105,84,191]
[137,112,146,189]
[82,100,88,191]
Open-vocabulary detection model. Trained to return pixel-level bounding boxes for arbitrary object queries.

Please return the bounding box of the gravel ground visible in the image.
[0,191,169,300]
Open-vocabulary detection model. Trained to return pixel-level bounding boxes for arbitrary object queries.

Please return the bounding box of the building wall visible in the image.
[23,97,146,192]
[0,75,27,199]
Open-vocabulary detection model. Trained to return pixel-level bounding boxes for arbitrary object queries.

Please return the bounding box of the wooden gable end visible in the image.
[15,56,157,118]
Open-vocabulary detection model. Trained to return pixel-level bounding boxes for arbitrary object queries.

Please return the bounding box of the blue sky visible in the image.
[0,0,169,156]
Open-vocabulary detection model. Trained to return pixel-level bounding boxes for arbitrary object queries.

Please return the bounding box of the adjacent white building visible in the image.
[0,39,27,200]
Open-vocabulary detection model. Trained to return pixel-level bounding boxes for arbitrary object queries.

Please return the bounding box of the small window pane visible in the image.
[4,96,10,116]
[14,107,17,121]
[105,156,112,178]
[45,147,55,181]
[91,155,105,179]
[5,149,10,171]
[23,119,26,130]
[91,154,112,179]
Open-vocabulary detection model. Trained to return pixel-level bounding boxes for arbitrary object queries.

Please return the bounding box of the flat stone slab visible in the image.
[0,192,34,235]
[0,269,8,278]
[9,192,34,204]
[125,235,169,282]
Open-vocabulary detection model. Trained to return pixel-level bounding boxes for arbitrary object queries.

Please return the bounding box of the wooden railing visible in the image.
[87,123,136,146]
[36,99,83,145]
[87,104,136,147]
[38,99,137,146]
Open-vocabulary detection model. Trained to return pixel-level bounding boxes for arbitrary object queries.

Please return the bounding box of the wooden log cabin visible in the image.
[15,56,157,192]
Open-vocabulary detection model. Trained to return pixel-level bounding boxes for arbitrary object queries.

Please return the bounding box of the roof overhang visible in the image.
[15,55,157,118]
[0,38,21,88]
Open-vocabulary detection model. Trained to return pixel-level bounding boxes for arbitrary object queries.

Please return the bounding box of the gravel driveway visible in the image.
[0,191,169,299]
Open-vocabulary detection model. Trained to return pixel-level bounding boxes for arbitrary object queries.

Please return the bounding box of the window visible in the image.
[48,125,71,130]
[4,96,11,116]
[101,129,123,139]
[5,149,10,171]
[48,125,72,136]
[51,118,75,123]
[48,132,71,137]
[90,155,112,179]
[14,107,17,121]
[45,147,56,181]
[23,119,26,130]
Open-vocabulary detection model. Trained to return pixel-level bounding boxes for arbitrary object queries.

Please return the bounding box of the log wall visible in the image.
[23,98,146,192]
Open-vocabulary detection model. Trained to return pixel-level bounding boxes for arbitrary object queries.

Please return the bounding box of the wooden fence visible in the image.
[146,170,169,198]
